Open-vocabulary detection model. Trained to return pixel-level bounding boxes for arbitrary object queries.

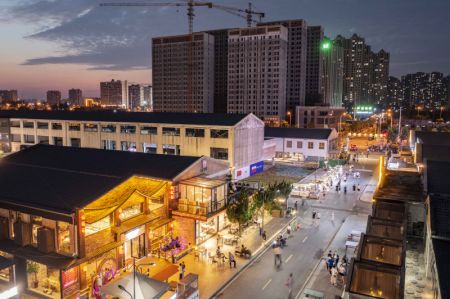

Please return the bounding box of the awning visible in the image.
[101,272,169,299]
[151,265,179,282]
[0,256,14,270]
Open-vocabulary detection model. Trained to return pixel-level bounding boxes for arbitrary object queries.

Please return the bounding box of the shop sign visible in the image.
[62,267,79,289]
[250,161,264,176]
[234,165,250,180]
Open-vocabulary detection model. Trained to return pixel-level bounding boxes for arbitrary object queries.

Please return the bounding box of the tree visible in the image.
[226,190,254,233]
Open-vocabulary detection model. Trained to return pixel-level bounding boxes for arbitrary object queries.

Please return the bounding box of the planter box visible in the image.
[271,209,283,218]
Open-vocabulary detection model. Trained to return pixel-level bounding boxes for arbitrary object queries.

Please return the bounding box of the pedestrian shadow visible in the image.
[314,248,324,259]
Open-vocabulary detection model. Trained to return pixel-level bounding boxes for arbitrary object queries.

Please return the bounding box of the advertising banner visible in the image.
[250,161,264,176]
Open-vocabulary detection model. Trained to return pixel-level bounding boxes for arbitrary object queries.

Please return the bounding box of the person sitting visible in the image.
[229,252,236,268]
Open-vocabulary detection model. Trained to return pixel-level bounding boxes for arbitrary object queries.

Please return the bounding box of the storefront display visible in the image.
[26,261,60,299]
[57,221,74,255]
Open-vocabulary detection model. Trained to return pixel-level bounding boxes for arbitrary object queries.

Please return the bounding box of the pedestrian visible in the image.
[330,267,338,286]
[335,254,340,267]
[316,212,321,225]
[262,230,267,241]
[259,225,263,236]
[357,184,360,192]
[327,257,334,273]
[331,211,335,222]
[338,263,346,285]
[327,250,332,258]
[179,262,185,280]
[285,273,294,299]
[228,252,236,268]
[294,201,298,211]
[274,245,282,266]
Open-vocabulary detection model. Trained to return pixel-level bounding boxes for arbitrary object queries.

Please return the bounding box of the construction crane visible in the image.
[100,0,213,34]
[212,2,265,27]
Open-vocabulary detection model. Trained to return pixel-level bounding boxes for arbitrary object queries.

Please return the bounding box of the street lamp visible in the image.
[440,106,445,119]
[287,111,292,127]
[338,112,348,133]
[118,284,133,299]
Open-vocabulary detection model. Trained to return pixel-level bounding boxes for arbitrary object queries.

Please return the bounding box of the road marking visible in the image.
[285,254,293,263]
[262,278,272,290]
[302,236,309,243]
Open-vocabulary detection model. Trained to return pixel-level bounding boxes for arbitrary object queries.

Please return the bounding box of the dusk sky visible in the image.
[1,0,449,99]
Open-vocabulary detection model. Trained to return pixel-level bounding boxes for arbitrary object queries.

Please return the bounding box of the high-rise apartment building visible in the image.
[387,76,403,109]
[402,72,447,110]
[0,90,18,102]
[305,26,324,106]
[371,49,390,107]
[46,90,61,106]
[142,84,152,110]
[68,89,83,106]
[320,37,344,107]
[227,25,288,124]
[128,84,142,110]
[100,79,128,107]
[152,32,215,113]
[258,20,308,112]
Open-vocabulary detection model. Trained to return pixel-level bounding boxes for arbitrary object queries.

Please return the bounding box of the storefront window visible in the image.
[196,219,217,244]
[85,215,111,236]
[0,251,13,282]
[57,222,73,255]
[120,204,142,221]
[31,216,43,246]
[27,261,60,298]
[217,185,225,202]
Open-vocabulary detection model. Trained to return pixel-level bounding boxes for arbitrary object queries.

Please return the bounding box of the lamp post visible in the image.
[338,112,347,133]
[440,106,445,119]
[287,111,292,127]
[118,285,133,299]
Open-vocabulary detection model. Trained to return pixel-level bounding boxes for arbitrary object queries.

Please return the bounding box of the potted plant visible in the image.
[27,262,40,288]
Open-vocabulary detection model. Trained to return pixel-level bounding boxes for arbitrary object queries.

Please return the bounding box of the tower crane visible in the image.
[212,2,265,27]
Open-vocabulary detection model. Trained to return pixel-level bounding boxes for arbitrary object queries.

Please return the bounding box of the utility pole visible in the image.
[398,107,402,142]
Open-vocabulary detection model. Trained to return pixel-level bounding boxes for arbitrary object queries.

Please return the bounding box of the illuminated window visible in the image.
[120,204,143,221]
[319,142,325,150]
[85,215,111,236]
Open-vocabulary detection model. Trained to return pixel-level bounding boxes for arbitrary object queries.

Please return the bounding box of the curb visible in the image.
[209,216,296,299]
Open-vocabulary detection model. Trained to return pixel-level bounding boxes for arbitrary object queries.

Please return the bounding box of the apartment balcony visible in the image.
[173,199,226,221]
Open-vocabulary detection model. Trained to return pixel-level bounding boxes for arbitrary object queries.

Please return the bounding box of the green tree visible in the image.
[226,190,254,233]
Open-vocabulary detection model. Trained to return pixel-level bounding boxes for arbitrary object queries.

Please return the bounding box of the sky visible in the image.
[1,0,450,99]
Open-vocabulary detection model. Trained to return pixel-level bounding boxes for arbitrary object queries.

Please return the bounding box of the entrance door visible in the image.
[131,234,145,259]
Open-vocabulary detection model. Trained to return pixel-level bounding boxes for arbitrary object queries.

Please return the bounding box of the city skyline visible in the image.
[1,0,450,98]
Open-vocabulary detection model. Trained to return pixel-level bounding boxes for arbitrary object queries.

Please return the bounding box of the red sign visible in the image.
[62,267,78,289]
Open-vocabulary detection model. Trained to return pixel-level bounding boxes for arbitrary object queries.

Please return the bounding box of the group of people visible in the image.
[326,250,347,286]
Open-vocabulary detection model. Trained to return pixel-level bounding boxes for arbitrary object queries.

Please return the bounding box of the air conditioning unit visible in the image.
[37,227,56,253]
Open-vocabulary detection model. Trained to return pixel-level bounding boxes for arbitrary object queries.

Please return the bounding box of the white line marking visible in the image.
[285,254,293,263]
[262,278,272,290]
[302,236,309,243]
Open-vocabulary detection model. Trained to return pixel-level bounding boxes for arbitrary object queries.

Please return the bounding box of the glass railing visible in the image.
[177,199,226,216]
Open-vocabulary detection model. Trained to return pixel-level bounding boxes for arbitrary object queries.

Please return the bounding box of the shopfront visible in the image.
[195,212,229,245]
[26,260,61,299]
[123,225,146,264]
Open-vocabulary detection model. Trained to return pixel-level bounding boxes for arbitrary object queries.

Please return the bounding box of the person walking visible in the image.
[179,262,186,280]
[285,273,294,299]
[294,201,298,211]
[330,266,338,286]
[327,257,334,273]
[262,230,267,241]
[312,211,316,225]
[338,263,346,285]
[228,252,236,268]
[274,245,282,266]
[316,212,321,225]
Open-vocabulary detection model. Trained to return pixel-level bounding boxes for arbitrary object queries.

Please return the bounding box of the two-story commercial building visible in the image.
[0,110,264,179]
[264,127,339,161]
[0,144,230,299]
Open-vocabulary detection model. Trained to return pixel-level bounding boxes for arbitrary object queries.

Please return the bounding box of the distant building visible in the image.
[296,106,346,130]
[0,90,18,102]
[258,19,308,112]
[46,90,61,106]
[142,84,152,110]
[227,25,288,125]
[402,72,447,109]
[100,79,128,107]
[387,76,403,109]
[128,84,142,110]
[320,37,344,108]
[305,26,324,106]
[68,89,82,106]
[371,49,390,107]
[152,32,214,113]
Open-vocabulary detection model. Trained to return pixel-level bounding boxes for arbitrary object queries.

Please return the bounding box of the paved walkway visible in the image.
[404,239,434,299]
[297,214,368,299]
[178,215,294,299]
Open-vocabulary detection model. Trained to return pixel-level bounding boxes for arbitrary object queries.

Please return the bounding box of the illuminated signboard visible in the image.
[356,106,375,114]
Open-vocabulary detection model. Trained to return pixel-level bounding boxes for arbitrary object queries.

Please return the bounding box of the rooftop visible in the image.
[432,238,450,299]
[415,131,450,146]
[358,234,405,267]
[264,127,333,140]
[0,110,250,126]
[374,170,424,203]
[366,216,406,241]
[0,145,201,214]
[420,144,450,162]
[429,194,450,238]
[426,160,450,195]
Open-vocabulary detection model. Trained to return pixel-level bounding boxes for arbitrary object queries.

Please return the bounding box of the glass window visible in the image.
[52,123,62,130]
[319,142,325,150]
[57,222,73,255]
[85,215,111,236]
[68,123,80,131]
[101,124,116,133]
[53,137,63,146]
[162,127,180,136]
[84,124,98,132]
[210,147,228,160]
[308,142,314,149]
[102,140,116,150]
[120,204,142,221]
[70,138,81,147]
[297,141,302,148]
[185,128,205,137]
[27,261,61,297]
[24,135,35,144]
[120,125,136,134]
[11,134,21,142]
[286,141,292,148]
[23,121,34,128]
[37,122,48,129]
[38,136,49,144]
[121,141,137,152]
[31,216,43,246]
[163,144,180,155]
[140,126,157,135]
[10,120,20,128]
[143,143,157,153]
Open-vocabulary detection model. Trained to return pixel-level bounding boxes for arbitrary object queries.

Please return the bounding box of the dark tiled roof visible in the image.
[416,131,450,146]
[426,160,450,195]
[0,145,201,213]
[429,195,450,238]
[0,110,249,126]
[264,127,332,140]
[421,144,450,162]
[432,238,450,299]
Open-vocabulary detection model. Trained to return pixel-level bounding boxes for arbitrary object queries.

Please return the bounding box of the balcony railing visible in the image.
[177,199,226,217]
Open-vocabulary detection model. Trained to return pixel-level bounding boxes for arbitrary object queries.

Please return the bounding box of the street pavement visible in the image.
[214,155,378,299]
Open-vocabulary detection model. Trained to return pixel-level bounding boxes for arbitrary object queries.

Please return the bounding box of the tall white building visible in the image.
[321,37,344,108]
[227,25,288,125]
[152,32,215,113]
[100,79,128,108]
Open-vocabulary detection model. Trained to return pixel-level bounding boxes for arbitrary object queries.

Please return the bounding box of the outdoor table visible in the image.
[345,240,359,248]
